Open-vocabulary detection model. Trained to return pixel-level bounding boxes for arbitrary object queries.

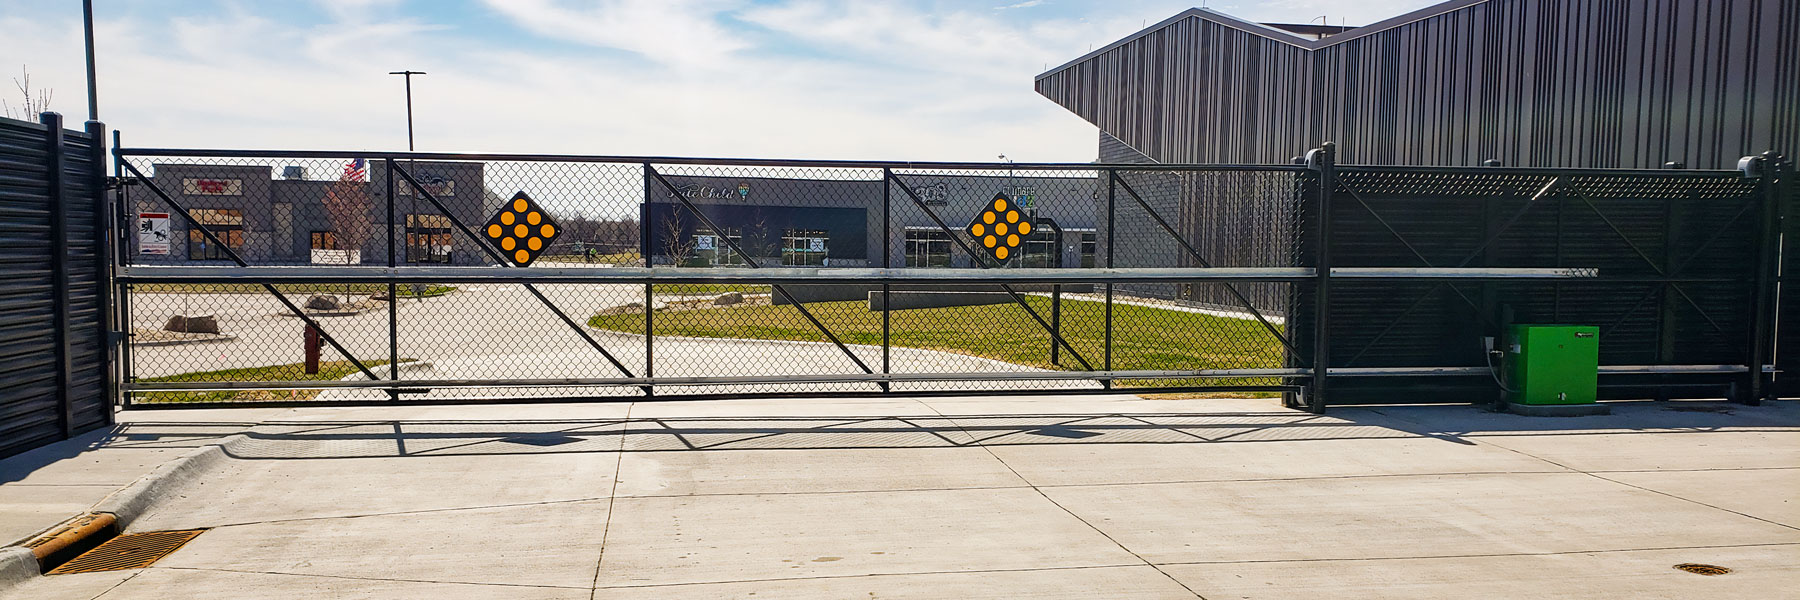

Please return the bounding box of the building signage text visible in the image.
[181,178,242,196]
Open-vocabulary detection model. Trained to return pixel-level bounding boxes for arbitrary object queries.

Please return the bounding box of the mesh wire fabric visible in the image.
[119,155,1305,403]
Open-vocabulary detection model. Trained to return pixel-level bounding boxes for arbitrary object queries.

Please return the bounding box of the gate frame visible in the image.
[108,144,1792,413]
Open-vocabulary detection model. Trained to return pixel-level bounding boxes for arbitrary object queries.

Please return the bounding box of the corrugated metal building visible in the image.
[1037,0,1799,312]
[1038,0,1798,168]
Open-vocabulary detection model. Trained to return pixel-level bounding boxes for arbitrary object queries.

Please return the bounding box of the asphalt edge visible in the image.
[0,434,246,592]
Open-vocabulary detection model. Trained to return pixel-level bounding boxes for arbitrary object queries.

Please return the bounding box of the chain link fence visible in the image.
[115,152,1308,405]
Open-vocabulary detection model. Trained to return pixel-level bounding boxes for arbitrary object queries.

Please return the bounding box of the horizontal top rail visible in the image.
[1336,164,1749,178]
[114,147,1309,172]
[120,265,1320,284]
[118,266,1599,284]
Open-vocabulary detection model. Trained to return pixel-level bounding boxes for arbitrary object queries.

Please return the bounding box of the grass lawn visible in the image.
[135,359,409,404]
[652,283,771,296]
[588,297,1285,389]
[133,283,456,298]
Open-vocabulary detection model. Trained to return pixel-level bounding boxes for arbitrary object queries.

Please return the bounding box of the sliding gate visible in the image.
[108,143,1790,411]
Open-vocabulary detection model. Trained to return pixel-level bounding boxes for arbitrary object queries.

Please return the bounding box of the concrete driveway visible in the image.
[3,397,1796,599]
[129,283,1095,399]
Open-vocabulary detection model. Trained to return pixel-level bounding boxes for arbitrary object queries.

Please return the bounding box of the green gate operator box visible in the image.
[1505,325,1599,405]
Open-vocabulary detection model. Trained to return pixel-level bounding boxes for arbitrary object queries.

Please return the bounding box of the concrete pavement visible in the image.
[1,397,1795,598]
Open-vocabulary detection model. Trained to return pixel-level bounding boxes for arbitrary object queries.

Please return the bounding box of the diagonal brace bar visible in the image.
[389,161,642,385]
[644,165,875,375]
[887,169,1095,370]
[121,161,381,382]
[1110,171,1299,356]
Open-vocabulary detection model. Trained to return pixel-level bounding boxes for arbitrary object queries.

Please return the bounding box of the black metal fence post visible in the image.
[112,130,132,407]
[641,164,655,398]
[1104,169,1116,387]
[42,113,75,436]
[86,120,114,423]
[1309,142,1336,414]
[386,158,399,400]
[881,169,892,390]
[1747,152,1788,404]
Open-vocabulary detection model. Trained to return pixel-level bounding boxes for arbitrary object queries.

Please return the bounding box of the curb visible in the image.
[92,434,244,524]
[0,434,245,591]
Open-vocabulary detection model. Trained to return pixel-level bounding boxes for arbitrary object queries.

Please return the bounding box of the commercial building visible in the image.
[1036,0,1800,311]
[131,161,500,266]
[643,173,1100,269]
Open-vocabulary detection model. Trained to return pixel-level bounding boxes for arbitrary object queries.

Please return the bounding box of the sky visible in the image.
[2,0,1439,162]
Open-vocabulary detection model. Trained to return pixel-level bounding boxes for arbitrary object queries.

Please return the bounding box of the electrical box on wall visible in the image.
[1505,325,1599,406]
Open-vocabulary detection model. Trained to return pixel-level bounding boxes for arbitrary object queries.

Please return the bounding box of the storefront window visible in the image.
[904,230,952,268]
[187,209,244,260]
[1080,232,1098,268]
[695,228,744,266]
[405,214,453,264]
[310,231,339,250]
[782,229,829,266]
[1020,230,1061,268]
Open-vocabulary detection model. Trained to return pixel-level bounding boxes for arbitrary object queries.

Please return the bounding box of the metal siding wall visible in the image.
[1035,0,1799,169]
[0,116,110,458]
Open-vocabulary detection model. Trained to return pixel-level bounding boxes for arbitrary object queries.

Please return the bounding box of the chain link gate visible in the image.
[104,142,1788,412]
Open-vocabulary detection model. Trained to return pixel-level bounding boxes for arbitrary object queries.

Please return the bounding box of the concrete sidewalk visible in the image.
[2,397,1795,599]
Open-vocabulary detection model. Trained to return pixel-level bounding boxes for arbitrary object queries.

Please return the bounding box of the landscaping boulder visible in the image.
[304,295,341,311]
[713,291,745,306]
[162,314,220,334]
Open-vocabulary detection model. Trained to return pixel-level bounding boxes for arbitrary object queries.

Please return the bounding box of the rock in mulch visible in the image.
[162,314,220,334]
[304,295,342,310]
[713,291,745,306]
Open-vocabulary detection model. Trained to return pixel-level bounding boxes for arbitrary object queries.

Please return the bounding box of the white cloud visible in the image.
[0,0,1440,166]
[476,0,752,69]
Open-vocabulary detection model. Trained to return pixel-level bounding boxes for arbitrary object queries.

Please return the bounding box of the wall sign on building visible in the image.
[181,178,242,196]
[137,212,170,255]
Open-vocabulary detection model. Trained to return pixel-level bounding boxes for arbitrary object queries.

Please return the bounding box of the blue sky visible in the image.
[2,0,1438,161]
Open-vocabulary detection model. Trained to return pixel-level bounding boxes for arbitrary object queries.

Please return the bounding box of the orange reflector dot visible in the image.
[983,212,995,224]
[513,198,529,212]
[541,224,555,238]
[527,212,542,225]
[994,246,1009,259]
[1006,211,1019,223]
[500,212,515,225]
[528,237,542,251]
[1007,234,1019,246]
[501,237,516,251]
[1019,222,1032,235]
[996,222,1008,236]
[971,223,985,236]
[983,235,997,248]
[513,224,528,238]
[514,249,530,264]
[993,198,1007,211]
[486,224,502,238]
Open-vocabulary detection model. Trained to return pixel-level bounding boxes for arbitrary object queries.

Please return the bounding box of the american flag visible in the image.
[342,158,367,181]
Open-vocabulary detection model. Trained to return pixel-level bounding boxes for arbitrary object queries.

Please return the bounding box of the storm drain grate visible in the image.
[46,530,205,575]
[1673,563,1732,576]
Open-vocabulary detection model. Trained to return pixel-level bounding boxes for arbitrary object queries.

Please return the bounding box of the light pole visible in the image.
[998,154,1015,200]
[388,70,425,151]
[83,0,98,121]
[388,70,423,268]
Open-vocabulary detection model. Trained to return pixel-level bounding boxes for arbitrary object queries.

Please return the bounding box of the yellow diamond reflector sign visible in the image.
[966,193,1030,263]
[484,191,560,266]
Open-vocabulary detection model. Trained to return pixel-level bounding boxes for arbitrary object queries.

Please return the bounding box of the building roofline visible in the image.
[1036,0,1490,82]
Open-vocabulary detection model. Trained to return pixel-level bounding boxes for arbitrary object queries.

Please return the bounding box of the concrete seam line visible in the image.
[91,434,249,525]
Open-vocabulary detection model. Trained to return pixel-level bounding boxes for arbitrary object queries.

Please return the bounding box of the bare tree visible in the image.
[659,211,695,267]
[320,174,375,300]
[3,66,53,120]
